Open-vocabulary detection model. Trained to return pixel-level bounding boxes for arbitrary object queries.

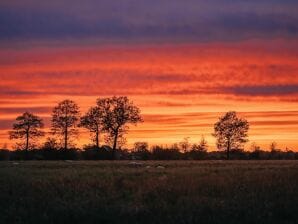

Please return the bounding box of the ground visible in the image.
[0,161,298,224]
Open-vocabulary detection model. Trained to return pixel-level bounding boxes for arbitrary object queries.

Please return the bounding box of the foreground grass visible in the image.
[0,161,298,224]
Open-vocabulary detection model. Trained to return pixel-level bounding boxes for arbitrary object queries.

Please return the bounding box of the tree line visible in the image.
[8,96,142,160]
[0,139,297,161]
[2,96,296,160]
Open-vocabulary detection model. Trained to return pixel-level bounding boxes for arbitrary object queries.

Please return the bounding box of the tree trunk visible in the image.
[64,126,68,150]
[95,127,99,149]
[65,109,68,150]
[112,132,118,160]
[227,139,230,160]
[25,130,29,151]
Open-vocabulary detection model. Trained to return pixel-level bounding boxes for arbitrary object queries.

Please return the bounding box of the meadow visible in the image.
[0,161,298,224]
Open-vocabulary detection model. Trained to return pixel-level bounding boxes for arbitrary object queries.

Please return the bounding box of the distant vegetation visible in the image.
[0,142,297,161]
[3,96,296,160]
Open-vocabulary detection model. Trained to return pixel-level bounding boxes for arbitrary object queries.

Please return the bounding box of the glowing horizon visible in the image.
[0,0,297,150]
[1,41,297,150]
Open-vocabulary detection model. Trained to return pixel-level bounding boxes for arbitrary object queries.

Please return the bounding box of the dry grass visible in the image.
[0,161,298,224]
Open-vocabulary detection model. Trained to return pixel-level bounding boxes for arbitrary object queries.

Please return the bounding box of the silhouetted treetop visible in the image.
[51,99,80,150]
[9,112,44,151]
[213,111,249,159]
[97,96,143,159]
[79,106,104,148]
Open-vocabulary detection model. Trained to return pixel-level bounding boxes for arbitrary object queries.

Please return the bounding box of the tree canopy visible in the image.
[213,111,249,159]
[51,99,80,150]
[9,112,44,150]
[79,106,104,148]
[97,96,143,159]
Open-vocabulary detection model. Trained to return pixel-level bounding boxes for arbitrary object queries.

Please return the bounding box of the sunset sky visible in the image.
[0,0,298,150]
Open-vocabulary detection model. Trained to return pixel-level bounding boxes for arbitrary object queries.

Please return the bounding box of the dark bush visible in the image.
[82,145,113,160]
[0,149,10,160]
[151,145,182,160]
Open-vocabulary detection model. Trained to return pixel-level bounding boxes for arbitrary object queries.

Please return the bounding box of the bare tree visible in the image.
[51,99,80,150]
[133,142,150,160]
[97,96,142,159]
[79,106,103,148]
[134,142,149,152]
[9,112,44,151]
[42,137,60,150]
[250,142,261,151]
[190,136,208,159]
[192,136,208,152]
[179,137,190,153]
[270,142,278,152]
[213,111,249,160]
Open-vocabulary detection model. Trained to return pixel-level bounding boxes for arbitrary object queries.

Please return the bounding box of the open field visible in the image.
[0,161,298,224]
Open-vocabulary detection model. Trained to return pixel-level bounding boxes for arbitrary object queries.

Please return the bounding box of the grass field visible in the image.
[0,161,298,224]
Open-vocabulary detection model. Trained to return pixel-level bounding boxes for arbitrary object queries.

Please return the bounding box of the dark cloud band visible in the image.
[0,0,297,42]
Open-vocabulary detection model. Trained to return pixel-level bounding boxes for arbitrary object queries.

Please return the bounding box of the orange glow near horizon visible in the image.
[0,40,297,150]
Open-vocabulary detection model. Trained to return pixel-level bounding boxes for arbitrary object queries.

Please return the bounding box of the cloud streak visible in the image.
[1,43,297,99]
[0,0,298,43]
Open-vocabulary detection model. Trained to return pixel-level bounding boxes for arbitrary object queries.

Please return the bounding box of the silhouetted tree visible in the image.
[189,136,208,159]
[199,136,208,150]
[42,137,60,150]
[250,142,261,152]
[79,106,103,148]
[151,145,181,160]
[134,142,149,152]
[51,100,80,150]
[192,136,208,152]
[213,111,249,160]
[249,142,262,159]
[179,137,190,153]
[269,142,282,159]
[9,112,44,151]
[270,142,278,152]
[97,96,142,159]
[133,142,150,160]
